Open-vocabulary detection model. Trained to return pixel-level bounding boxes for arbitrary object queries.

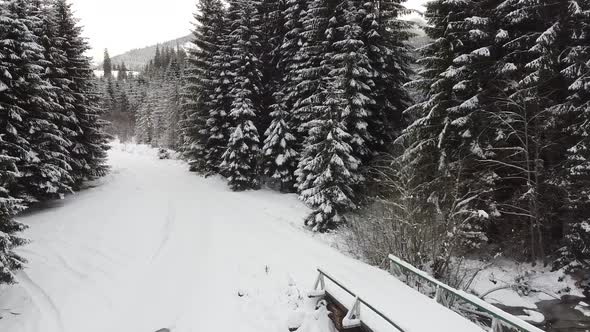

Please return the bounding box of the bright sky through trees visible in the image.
[71,0,427,62]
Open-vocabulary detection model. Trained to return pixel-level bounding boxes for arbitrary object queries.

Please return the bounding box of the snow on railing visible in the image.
[310,268,407,332]
[387,254,545,332]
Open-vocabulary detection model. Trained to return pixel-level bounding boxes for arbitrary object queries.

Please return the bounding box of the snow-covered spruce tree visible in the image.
[205,16,235,175]
[399,0,491,251]
[0,152,27,284]
[399,0,462,213]
[330,0,375,160]
[0,1,30,283]
[296,83,361,231]
[262,90,298,191]
[295,0,364,231]
[220,0,263,191]
[205,14,234,176]
[163,53,185,150]
[484,0,574,259]
[278,0,307,114]
[256,0,283,135]
[181,0,225,173]
[135,88,156,144]
[291,0,332,139]
[556,0,590,270]
[1,0,73,202]
[118,62,128,81]
[31,0,80,195]
[103,48,112,79]
[361,0,412,150]
[53,0,109,187]
[150,81,169,147]
[261,0,299,191]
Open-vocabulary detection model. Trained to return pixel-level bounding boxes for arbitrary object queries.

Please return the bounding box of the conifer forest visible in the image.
[101,0,590,276]
[1,0,590,329]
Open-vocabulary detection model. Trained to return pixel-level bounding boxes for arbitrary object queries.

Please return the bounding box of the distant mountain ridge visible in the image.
[102,34,193,71]
[103,16,427,72]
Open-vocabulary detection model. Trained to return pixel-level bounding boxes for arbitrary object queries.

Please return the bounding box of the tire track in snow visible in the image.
[151,200,176,261]
[14,271,65,332]
[36,237,129,267]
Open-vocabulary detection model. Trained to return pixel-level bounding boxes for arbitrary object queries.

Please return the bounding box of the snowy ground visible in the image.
[0,143,483,332]
[468,258,587,322]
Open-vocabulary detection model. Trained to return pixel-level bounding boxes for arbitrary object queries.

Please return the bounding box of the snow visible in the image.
[575,303,590,317]
[518,309,545,323]
[469,258,585,309]
[477,210,489,219]
[0,142,484,332]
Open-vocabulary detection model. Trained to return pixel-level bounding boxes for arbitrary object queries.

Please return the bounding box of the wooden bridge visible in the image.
[296,255,546,332]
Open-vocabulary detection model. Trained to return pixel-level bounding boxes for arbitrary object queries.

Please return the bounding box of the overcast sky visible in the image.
[70,0,427,63]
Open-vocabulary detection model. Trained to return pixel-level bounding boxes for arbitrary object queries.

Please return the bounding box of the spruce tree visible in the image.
[296,78,361,231]
[400,0,491,250]
[205,18,234,176]
[103,48,112,79]
[221,0,263,190]
[361,0,412,149]
[118,62,128,81]
[0,0,31,283]
[0,153,27,284]
[557,0,590,269]
[295,0,363,230]
[54,0,109,187]
[329,0,375,160]
[135,89,155,144]
[1,0,73,202]
[256,0,283,134]
[279,0,307,114]
[31,0,79,197]
[292,0,332,138]
[181,0,226,173]
[486,0,573,259]
[154,46,162,70]
[262,90,298,191]
[163,55,184,150]
[261,0,299,190]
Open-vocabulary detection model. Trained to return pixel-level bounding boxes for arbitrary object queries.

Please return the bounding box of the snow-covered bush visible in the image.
[347,152,487,283]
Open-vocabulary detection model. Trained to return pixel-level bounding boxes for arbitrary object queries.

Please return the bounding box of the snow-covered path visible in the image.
[0,144,483,332]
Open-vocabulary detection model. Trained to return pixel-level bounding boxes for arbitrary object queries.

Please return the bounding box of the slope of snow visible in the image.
[0,143,483,332]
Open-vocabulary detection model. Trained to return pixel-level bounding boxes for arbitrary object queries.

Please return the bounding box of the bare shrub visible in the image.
[346,151,488,287]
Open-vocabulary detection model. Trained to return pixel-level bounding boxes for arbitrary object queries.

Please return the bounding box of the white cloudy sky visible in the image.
[70,0,427,63]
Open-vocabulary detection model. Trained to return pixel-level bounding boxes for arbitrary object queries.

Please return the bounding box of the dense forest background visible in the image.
[0,0,110,283]
[98,0,590,287]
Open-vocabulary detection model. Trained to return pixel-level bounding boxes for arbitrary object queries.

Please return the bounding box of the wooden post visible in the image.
[342,297,362,329]
[309,272,326,298]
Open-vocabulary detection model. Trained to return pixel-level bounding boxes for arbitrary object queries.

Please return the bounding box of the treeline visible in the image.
[177,0,589,271]
[102,0,589,275]
[99,35,192,72]
[0,0,110,283]
[102,49,132,80]
[182,0,412,232]
[352,0,590,277]
[98,46,188,149]
[136,46,187,149]
[99,49,145,142]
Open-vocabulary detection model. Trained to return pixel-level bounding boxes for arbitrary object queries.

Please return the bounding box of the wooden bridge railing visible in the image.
[310,268,406,332]
[387,254,545,332]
